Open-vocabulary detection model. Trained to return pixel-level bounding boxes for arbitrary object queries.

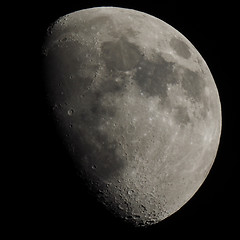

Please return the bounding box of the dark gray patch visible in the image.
[100,77,126,94]
[90,97,116,118]
[170,37,191,59]
[101,37,142,71]
[134,54,177,100]
[44,41,125,180]
[174,106,190,125]
[69,74,126,182]
[125,27,140,38]
[70,128,125,181]
[80,133,124,181]
[181,68,205,102]
[73,89,117,127]
[67,90,125,181]
[44,26,128,184]
[44,41,99,104]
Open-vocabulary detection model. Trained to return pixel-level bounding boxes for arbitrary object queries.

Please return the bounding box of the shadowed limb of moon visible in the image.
[42,7,221,227]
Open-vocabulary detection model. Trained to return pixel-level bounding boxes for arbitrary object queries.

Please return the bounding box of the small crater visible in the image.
[67,109,74,116]
[127,190,134,195]
[118,204,124,210]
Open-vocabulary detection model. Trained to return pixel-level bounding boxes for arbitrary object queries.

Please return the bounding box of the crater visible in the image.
[170,37,191,59]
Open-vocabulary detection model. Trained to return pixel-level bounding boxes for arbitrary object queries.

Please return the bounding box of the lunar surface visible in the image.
[42,7,221,226]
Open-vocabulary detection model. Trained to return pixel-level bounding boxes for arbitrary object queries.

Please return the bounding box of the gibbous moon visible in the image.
[42,7,221,226]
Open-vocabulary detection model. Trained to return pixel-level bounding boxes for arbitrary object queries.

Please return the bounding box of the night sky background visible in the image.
[22,0,238,237]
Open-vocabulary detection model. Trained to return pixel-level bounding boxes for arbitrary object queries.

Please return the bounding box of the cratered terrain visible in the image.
[42,7,221,227]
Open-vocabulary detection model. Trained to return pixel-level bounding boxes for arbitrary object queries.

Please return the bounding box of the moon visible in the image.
[42,7,221,227]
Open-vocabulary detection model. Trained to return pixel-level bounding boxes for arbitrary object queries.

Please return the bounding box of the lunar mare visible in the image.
[42,7,221,226]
